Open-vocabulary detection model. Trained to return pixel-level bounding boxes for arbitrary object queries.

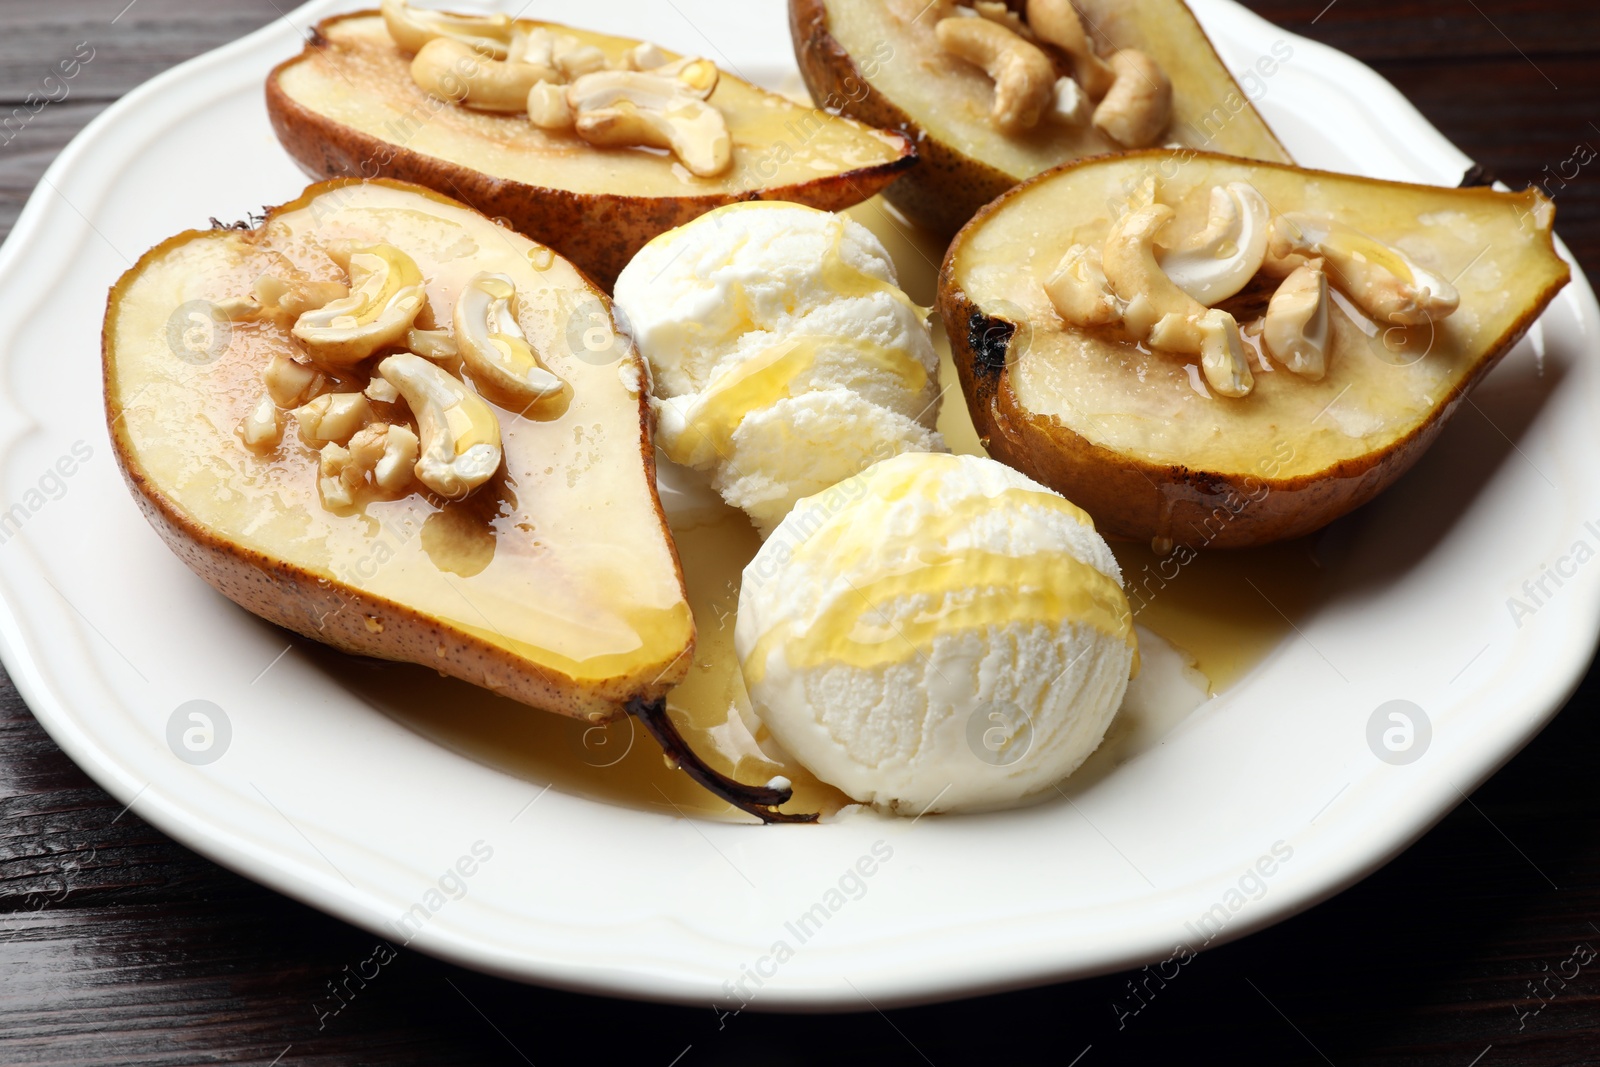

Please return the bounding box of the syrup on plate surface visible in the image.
[365,196,1326,820]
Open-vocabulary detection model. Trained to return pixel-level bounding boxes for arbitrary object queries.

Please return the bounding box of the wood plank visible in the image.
[0,1,284,102]
[1,0,1599,1062]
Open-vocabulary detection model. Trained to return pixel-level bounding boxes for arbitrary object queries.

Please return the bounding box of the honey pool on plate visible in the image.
[344,197,1325,820]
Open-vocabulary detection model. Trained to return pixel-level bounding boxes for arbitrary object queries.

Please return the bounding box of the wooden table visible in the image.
[3,1,1598,1062]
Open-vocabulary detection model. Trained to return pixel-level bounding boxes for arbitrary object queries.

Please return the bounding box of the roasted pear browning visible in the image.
[940,151,1570,549]
[790,0,1288,236]
[268,10,914,286]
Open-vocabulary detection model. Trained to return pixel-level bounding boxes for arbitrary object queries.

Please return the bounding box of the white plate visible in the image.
[1,0,1596,1010]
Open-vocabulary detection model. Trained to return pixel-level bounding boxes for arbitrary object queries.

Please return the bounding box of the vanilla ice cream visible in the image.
[735,452,1138,814]
[613,202,945,535]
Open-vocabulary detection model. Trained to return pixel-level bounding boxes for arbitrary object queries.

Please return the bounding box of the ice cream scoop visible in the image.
[735,452,1138,815]
[613,202,944,535]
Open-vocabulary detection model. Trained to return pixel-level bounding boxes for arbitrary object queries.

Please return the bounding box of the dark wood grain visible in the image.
[2,1,1598,1063]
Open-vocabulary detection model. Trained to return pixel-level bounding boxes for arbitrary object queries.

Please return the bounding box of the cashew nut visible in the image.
[317,444,357,510]
[527,80,574,129]
[1101,204,1253,397]
[568,70,732,177]
[253,273,350,322]
[1157,182,1271,306]
[217,271,349,325]
[970,0,1034,39]
[294,392,372,447]
[1025,0,1116,99]
[377,352,503,499]
[412,37,559,112]
[1101,204,1208,347]
[263,352,325,408]
[316,422,421,508]
[406,327,459,366]
[516,27,610,78]
[380,0,512,59]
[1266,213,1458,326]
[1092,50,1171,148]
[1196,309,1254,398]
[624,42,668,71]
[353,423,422,493]
[648,57,720,97]
[1262,258,1330,380]
[236,395,283,453]
[935,16,1057,134]
[454,272,565,410]
[364,375,401,404]
[291,244,426,364]
[1044,243,1120,327]
[1048,75,1089,126]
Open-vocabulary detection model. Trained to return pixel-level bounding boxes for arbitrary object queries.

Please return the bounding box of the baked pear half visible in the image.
[792,0,1290,236]
[105,179,695,724]
[940,151,1571,548]
[266,5,916,288]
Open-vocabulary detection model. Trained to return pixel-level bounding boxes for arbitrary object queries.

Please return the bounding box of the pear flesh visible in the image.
[941,150,1571,548]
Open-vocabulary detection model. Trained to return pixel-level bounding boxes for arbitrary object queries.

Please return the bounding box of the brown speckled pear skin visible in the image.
[265,14,917,291]
[789,0,1013,238]
[103,180,692,723]
[939,152,1572,549]
[789,0,1289,238]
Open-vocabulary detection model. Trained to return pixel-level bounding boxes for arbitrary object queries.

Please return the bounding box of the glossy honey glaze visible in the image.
[374,196,1324,821]
[108,183,693,692]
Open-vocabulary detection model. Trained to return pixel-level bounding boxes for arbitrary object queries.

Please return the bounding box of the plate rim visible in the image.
[1,0,1596,1011]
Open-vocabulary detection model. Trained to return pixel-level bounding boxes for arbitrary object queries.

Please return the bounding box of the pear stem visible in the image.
[628,697,818,824]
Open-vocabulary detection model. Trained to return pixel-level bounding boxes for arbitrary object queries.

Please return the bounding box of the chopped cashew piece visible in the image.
[318,444,356,510]
[380,0,512,58]
[348,423,422,494]
[1157,182,1271,306]
[236,396,283,453]
[377,353,503,499]
[317,423,421,508]
[291,245,426,364]
[406,327,459,364]
[936,16,1056,134]
[527,80,575,129]
[1101,204,1254,396]
[454,272,566,409]
[568,70,732,177]
[364,376,401,404]
[1048,75,1089,126]
[254,273,350,322]
[211,296,262,320]
[624,42,668,71]
[412,37,558,112]
[517,27,608,77]
[294,392,372,447]
[1044,243,1120,327]
[263,352,325,408]
[1262,259,1331,380]
[971,0,1034,38]
[1267,213,1459,326]
[216,273,349,324]
[649,57,720,98]
[1093,50,1171,148]
[1025,0,1115,99]
[1196,309,1254,398]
